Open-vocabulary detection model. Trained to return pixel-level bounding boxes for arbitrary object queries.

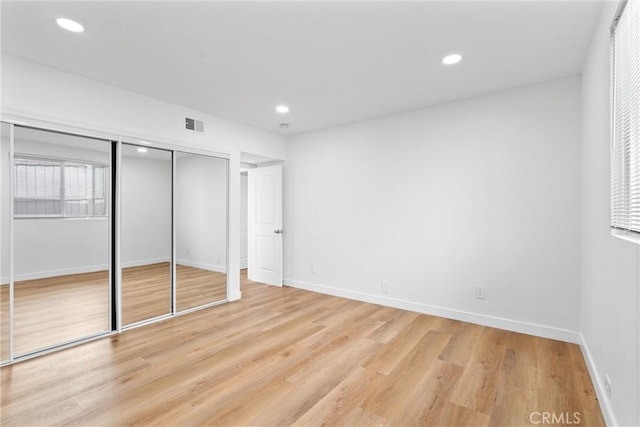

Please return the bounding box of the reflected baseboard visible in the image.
[176,259,226,274]
[10,264,109,282]
[5,257,227,283]
[9,258,172,283]
[121,257,171,269]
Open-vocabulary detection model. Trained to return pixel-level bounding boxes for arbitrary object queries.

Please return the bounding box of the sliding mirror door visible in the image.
[175,152,228,311]
[1,123,11,362]
[12,126,112,356]
[0,125,231,361]
[121,144,172,326]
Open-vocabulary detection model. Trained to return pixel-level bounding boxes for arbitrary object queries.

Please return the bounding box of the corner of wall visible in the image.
[579,333,618,426]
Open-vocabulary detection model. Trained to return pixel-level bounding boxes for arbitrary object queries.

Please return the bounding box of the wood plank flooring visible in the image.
[122,263,227,325]
[0,263,227,356]
[176,264,227,312]
[1,271,604,426]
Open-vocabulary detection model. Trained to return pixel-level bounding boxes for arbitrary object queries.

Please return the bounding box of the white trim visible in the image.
[121,257,171,269]
[1,112,116,143]
[0,112,232,161]
[115,138,123,333]
[171,151,177,315]
[10,264,109,282]
[9,121,15,362]
[124,137,230,161]
[2,330,116,366]
[579,334,617,427]
[174,298,228,316]
[107,139,114,338]
[228,290,242,302]
[610,228,640,244]
[122,313,173,331]
[224,156,231,305]
[284,278,580,344]
[240,257,248,269]
[176,259,226,274]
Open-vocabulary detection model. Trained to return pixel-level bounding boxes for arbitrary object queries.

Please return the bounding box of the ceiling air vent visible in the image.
[185,117,204,133]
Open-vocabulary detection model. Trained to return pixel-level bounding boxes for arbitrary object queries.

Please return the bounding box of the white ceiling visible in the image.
[1,1,602,136]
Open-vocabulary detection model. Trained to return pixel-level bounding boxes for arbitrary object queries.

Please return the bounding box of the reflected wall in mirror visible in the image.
[175,152,228,311]
[1,123,11,362]
[121,144,172,326]
[12,126,112,356]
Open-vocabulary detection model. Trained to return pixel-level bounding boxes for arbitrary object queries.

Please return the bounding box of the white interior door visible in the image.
[248,164,283,286]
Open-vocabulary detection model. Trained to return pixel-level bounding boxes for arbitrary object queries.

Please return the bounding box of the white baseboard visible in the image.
[284,278,580,344]
[228,291,242,301]
[579,334,617,427]
[7,258,171,282]
[121,257,170,268]
[176,259,226,274]
[12,264,109,282]
[240,257,248,270]
[4,257,225,282]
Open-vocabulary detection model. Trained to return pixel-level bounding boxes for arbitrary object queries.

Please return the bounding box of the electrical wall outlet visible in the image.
[381,281,389,294]
[475,286,486,299]
[604,374,612,398]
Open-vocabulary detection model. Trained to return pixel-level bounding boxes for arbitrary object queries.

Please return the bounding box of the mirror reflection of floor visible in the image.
[175,264,227,311]
[1,284,13,360]
[0,263,227,357]
[6,270,110,356]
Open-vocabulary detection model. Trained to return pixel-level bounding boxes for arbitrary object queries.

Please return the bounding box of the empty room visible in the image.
[0,1,638,426]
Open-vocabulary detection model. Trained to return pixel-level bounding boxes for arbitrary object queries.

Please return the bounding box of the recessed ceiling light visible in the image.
[56,18,84,33]
[276,105,289,114]
[137,147,148,153]
[442,53,462,65]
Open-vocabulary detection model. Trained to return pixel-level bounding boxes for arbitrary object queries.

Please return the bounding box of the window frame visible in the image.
[13,153,109,219]
[610,0,640,241]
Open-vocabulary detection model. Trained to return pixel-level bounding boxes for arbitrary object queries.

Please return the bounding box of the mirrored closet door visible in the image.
[175,152,228,311]
[120,144,172,326]
[0,122,229,363]
[12,126,113,356]
[1,123,11,363]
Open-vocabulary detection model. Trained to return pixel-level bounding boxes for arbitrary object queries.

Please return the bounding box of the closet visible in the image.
[0,122,229,364]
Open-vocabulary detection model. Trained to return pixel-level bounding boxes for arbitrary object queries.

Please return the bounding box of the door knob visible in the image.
[274,229,283,234]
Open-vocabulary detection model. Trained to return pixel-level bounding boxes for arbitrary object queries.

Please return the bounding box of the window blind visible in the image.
[14,155,107,218]
[611,0,640,233]
[14,158,62,216]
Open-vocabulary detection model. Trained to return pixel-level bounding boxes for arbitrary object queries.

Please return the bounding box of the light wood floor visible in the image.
[1,271,604,426]
[0,263,227,356]
[123,262,227,325]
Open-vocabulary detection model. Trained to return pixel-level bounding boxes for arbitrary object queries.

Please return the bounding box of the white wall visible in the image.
[1,54,287,299]
[580,3,640,425]
[13,219,109,280]
[121,150,172,268]
[175,153,227,273]
[1,55,287,161]
[285,76,582,341]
